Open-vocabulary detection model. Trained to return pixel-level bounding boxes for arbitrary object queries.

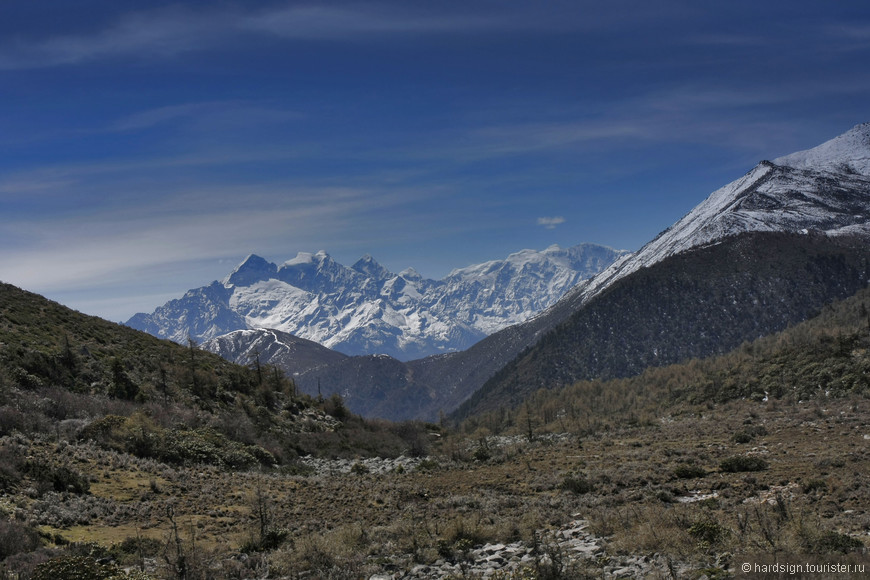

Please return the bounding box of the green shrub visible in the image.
[688,520,729,545]
[160,428,272,469]
[732,431,753,444]
[0,451,22,492]
[241,527,289,553]
[673,464,707,479]
[78,414,128,442]
[719,455,768,473]
[31,556,121,580]
[810,531,865,554]
[22,461,90,495]
[51,466,90,494]
[801,479,828,494]
[260,527,289,551]
[438,519,488,560]
[350,462,369,475]
[561,475,594,495]
[0,519,41,560]
[416,458,440,472]
[473,446,491,462]
[733,425,768,444]
[323,393,350,422]
[110,535,164,560]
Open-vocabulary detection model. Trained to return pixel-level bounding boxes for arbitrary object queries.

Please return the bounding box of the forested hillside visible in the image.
[455,231,870,419]
[461,276,870,436]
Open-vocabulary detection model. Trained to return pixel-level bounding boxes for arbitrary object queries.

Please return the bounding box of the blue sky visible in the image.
[2,1,870,322]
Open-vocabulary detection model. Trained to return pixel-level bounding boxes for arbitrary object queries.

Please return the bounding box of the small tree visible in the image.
[109,357,138,400]
[187,336,199,394]
[250,348,263,387]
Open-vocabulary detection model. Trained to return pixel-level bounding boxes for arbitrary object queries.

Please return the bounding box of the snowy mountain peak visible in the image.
[282,250,330,267]
[398,267,422,281]
[129,243,627,359]
[579,123,870,305]
[774,122,870,176]
[352,254,393,281]
[223,254,277,287]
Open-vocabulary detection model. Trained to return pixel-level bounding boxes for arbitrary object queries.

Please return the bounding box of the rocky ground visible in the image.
[378,518,692,580]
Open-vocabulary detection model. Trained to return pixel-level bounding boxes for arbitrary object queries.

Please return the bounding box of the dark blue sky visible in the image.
[2,1,870,321]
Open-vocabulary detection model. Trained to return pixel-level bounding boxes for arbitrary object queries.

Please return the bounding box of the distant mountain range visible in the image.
[134,122,870,422]
[126,243,628,360]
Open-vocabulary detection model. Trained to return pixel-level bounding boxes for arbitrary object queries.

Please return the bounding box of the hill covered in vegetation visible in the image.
[0,282,435,467]
[460,273,870,438]
[1,281,869,578]
[455,231,870,420]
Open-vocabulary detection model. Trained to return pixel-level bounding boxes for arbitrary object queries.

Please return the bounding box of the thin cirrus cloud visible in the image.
[0,169,454,297]
[241,5,508,38]
[0,8,221,69]
[0,2,690,71]
[107,101,305,137]
[0,4,520,70]
[466,122,651,157]
[0,186,376,292]
[109,103,217,132]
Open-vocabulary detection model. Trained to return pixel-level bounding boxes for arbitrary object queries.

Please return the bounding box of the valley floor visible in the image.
[2,396,870,579]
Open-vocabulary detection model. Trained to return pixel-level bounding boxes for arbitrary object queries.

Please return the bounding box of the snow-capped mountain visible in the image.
[204,327,348,376]
[197,122,870,422]
[454,122,870,418]
[127,243,628,360]
[575,122,870,305]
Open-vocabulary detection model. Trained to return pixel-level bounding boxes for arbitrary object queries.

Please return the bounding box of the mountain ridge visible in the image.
[453,230,870,419]
[570,122,870,309]
[453,122,870,418]
[148,122,870,422]
[128,243,628,360]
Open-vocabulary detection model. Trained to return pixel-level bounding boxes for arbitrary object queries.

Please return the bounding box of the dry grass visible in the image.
[2,395,869,578]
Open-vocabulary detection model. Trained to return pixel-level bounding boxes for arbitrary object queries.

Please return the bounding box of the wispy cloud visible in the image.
[468,122,650,156]
[110,103,213,132]
[825,23,870,51]
[0,7,224,69]
[446,76,870,164]
[537,216,565,229]
[1,187,363,290]
[0,3,524,70]
[108,100,303,135]
[682,33,769,48]
[0,146,309,202]
[0,2,691,71]
[0,169,453,298]
[241,5,505,39]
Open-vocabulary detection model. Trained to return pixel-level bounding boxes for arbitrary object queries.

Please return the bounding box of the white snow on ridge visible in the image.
[282,250,326,267]
[578,123,870,306]
[579,163,777,301]
[775,122,870,177]
[131,242,628,360]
